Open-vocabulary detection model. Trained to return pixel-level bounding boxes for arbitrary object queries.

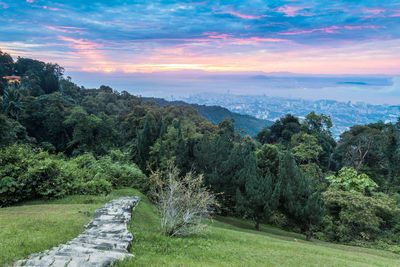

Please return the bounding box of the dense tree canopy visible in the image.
[1,51,400,246]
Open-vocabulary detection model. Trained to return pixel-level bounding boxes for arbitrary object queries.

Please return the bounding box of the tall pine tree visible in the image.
[278,153,324,240]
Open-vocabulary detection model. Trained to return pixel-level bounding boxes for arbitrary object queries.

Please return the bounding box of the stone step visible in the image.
[14,196,139,267]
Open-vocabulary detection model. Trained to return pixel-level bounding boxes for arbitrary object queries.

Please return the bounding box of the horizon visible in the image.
[65,69,400,105]
[1,0,400,104]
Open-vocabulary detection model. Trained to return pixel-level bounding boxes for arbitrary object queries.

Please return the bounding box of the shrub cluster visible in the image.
[0,144,148,206]
[321,188,400,243]
[316,167,400,250]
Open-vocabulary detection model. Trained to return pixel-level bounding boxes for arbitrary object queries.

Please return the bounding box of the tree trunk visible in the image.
[255,220,260,231]
[306,222,312,241]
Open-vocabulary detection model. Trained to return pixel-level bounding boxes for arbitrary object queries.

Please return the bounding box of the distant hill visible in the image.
[184,93,400,138]
[143,97,273,136]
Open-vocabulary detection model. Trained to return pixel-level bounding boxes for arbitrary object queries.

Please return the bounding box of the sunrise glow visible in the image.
[0,1,399,75]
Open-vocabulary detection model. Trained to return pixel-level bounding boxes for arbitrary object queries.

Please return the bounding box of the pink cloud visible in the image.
[360,8,386,18]
[231,37,288,44]
[342,25,379,30]
[58,36,99,50]
[212,8,268,20]
[360,8,400,19]
[158,47,187,56]
[225,10,261,19]
[42,5,61,11]
[45,26,86,34]
[277,5,311,17]
[0,1,8,9]
[202,32,287,44]
[363,8,385,15]
[26,0,34,2]
[207,33,233,40]
[30,4,62,11]
[58,36,116,73]
[389,10,400,17]
[280,25,381,35]
[59,26,86,30]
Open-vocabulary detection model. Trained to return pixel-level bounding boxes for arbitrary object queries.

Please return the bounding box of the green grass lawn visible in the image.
[119,190,400,267]
[1,188,400,266]
[0,188,138,266]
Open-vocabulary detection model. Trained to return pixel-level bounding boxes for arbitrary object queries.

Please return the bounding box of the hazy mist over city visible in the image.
[67,70,399,105]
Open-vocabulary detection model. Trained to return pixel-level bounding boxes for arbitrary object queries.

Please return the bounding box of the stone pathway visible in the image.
[14,196,139,267]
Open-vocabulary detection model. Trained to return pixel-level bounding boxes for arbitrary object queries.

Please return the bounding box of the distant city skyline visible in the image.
[1,0,400,103]
[66,70,400,105]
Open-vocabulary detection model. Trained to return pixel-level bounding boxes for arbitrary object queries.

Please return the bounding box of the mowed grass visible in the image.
[2,188,400,266]
[119,190,400,267]
[0,188,138,266]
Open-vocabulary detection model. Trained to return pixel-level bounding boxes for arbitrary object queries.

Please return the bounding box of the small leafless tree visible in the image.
[151,164,215,237]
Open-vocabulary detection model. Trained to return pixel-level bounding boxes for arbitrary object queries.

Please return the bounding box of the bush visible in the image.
[28,154,72,199]
[0,145,118,206]
[321,187,400,243]
[0,145,148,206]
[79,174,112,195]
[68,151,149,194]
[326,167,378,195]
[151,164,215,237]
[0,144,38,205]
[97,151,149,191]
[65,153,112,195]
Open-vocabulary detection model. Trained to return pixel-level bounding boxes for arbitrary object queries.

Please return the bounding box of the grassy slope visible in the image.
[0,189,137,266]
[1,188,399,266]
[119,190,400,267]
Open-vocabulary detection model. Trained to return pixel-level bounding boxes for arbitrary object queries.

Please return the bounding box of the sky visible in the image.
[1,0,400,103]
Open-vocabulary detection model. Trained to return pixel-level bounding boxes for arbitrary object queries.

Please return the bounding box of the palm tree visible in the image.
[2,82,24,120]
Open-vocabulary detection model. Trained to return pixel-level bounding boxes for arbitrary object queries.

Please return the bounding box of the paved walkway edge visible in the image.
[14,196,140,267]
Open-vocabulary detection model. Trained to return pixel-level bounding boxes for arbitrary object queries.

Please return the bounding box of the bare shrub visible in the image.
[151,164,215,237]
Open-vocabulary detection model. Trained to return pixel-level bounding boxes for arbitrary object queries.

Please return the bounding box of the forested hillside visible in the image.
[1,50,400,253]
[143,97,273,136]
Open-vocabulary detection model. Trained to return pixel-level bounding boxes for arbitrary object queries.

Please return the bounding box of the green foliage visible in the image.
[299,162,323,181]
[0,114,29,148]
[256,144,280,178]
[302,111,333,136]
[326,167,378,194]
[291,132,323,180]
[236,143,281,230]
[189,103,272,136]
[97,151,149,192]
[237,169,275,230]
[322,188,400,243]
[22,92,74,152]
[256,114,301,145]
[0,50,14,95]
[119,189,400,266]
[64,153,112,195]
[277,153,324,240]
[64,106,118,156]
[14,57,64,95]
[382,124,400,193]
[218,138,255,211]
[336,125,384,172]
[0,144,39,205]
[135,113,164,171]
[291,132,322,164]
[0,145,148,206]
[27,154,73,199]
[2,83,24,120]
[2,51,400,250]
